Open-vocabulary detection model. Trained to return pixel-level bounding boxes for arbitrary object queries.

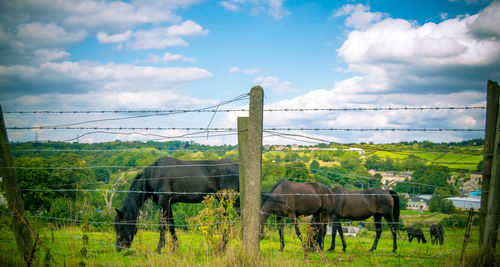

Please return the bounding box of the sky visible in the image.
[1,0,499,145]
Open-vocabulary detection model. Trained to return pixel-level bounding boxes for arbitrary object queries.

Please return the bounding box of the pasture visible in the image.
[0,213,484,266]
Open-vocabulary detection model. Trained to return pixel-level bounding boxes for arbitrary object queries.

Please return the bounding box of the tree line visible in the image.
[0,139,481,228]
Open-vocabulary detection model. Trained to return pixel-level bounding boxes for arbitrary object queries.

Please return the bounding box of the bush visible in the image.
[47,198,75,227]
[440,212,479,229]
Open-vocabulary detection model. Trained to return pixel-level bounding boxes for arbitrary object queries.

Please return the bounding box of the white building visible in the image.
[446,196,481,211]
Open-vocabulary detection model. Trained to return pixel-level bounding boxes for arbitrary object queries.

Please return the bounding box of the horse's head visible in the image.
[114,208,137,252]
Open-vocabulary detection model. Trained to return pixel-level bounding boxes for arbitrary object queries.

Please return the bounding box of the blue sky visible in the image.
[1,0,499,145]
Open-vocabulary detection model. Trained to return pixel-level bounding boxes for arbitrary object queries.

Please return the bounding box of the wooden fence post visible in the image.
[460,208,474,265]
[239,86,263,257]
[480,80,500,246]
[238,116,248,239]
[0,105,33,261]
[482,80,500,262]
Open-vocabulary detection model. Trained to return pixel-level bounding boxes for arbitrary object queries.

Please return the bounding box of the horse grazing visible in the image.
[114,156,239,252]
[260,180,334,252]
[403,227,426,243]
[323,187,400,253]
[430,224,444,245]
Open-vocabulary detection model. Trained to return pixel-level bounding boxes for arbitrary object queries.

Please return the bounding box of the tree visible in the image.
[285,162,311,182]
[429,188,455,214]
[309,160,320,173]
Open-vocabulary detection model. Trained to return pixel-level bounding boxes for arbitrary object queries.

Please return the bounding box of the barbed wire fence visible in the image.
[0,88,491,265]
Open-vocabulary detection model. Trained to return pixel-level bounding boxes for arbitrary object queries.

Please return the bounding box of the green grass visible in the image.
[0,223,483,266]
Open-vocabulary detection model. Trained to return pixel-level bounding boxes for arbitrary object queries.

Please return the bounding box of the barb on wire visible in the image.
[10,93,249,129]
[4,105,485,114]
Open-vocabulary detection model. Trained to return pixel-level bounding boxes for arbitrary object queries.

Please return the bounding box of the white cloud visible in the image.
[468,1,500,40]
[128,20,209,50]
[219,1,240,11]
[228,66,260,75]
[16,22,87,48]
[0,61,213,95]
[97,31,132,43]
[33,49,70,63]
[146,52,196,63]
[336,3,500,94]
[219,0,290,20]
[0,0,193,33]
[252,76,294,93]
[333,4,384,30]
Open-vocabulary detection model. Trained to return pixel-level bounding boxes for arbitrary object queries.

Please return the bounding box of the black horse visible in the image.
[260,180,334,252]
[322,187,400,253]
[114,156,239,252]
[430,224,444,245]
[403,227,426,243]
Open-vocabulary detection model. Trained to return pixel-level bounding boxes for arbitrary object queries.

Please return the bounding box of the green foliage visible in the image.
[440,212,480,228]
[285,162,311,182]
[429,189,456,214]
[309,160,320,172]
[185,190,239,253]
[47,198,75,226]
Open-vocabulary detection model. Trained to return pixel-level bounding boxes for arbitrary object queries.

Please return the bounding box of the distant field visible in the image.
[373,150,482,171]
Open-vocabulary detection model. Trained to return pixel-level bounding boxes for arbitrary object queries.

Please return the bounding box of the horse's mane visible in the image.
[261,180,287,207]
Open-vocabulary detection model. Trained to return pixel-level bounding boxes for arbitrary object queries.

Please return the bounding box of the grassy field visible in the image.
[372,151,482,171]
[0,220,486,266]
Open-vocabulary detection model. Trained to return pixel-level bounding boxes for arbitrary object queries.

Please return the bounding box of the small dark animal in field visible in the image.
[430,224,445,245]
[260,180,334,252]
[404,227,426,243]
[318,187,400,253]
[114,157,239,253]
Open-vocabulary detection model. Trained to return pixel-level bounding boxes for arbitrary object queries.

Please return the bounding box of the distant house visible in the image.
[470,172,482,185]
[406,195,431,211]
[380,171,413,185]
[273,145,285,151]
[291,144,300,151]
[446,196,481,211]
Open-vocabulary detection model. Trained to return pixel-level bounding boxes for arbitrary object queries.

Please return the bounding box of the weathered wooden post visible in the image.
[0,105,33,261]
[481,80,500,263]
[238,86,263,257]
[460,208,474,265]
[480,80,500,246]
[238,116,248,230]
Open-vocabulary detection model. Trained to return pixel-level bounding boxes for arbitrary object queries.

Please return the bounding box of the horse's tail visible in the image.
[389,190,400,229]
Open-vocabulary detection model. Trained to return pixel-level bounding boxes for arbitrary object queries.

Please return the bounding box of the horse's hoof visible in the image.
[326,248,334,252]
[279,248,284,252]
[342,248,346,252]
[368,249,374,252]
[392,250,397,254]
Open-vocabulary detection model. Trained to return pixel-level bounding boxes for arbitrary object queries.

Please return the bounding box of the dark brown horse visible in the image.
[324,187,400,253]
[114,157,239,252]
[430,224,444,245]
[260,180,334,251]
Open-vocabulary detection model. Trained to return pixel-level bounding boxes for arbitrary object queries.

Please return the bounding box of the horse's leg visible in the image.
[327,217,336,252]
[166,201,178,252]
[336,221,347,252]
[369,214,383,252]
[156,207,167,253]
[277,216,285,252]
[260,209,272,240]
[290,213,302,242]
[387,216,397,253]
